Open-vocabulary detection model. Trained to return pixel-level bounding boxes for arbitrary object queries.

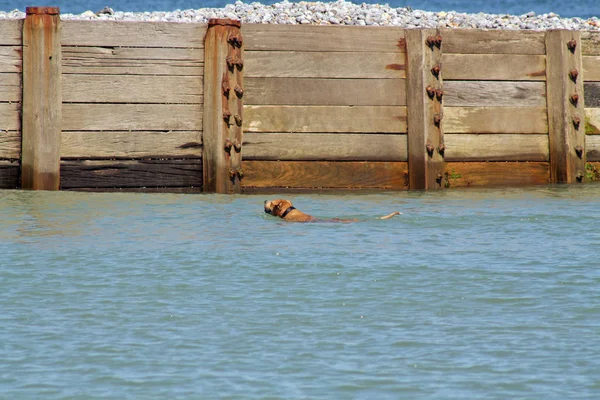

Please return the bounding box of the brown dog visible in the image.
[264,199,400,222]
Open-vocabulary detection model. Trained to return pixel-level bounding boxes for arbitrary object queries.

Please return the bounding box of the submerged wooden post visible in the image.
[203,18,244,193]
[21,7,62,190]
[546,30,585,183]
[405,29,445,190]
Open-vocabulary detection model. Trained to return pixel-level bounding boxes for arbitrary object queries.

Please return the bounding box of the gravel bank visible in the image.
[1,1,599,31]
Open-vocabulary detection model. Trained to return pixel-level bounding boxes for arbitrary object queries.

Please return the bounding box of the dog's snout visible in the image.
[264,200,272,214]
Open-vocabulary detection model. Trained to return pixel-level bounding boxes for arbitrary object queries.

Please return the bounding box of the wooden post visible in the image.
[21,7,62,190]
[203,19,244,193]
[405,29,445,190]
[546,30,585,183]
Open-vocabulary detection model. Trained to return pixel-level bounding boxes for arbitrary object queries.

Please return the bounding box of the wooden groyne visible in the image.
[1,7,599,192]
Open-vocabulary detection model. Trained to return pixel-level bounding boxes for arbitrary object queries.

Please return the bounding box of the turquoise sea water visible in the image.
[1,186,599,399]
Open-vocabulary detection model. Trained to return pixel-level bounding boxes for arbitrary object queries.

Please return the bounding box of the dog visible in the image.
[264,199,400,222]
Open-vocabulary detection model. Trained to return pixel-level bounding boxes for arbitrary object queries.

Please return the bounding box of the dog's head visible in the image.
[264,199,294,218]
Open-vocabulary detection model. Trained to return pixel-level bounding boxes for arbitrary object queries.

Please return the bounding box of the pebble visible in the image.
[0,0,598,31]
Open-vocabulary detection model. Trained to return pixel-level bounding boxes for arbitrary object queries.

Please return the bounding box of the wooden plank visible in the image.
[62,104,202,131]
[0,131,21,159]
[0,20,23,45]
[586,108,600,134]
[242,24,405,52]
[61,131,202,159]
[245,51,405,79]
[444,81,547,107]
[21,8,62,190]
[61,20,206,48]
[0,159,19,189]
[60,159,202,188]
[245,77,406,106]
[546,30,585,183]
[243,106,407,133]
[443,162,549,188]
[442,54,546,81]
[0,47,22,73]
[242,160,408,189]
[405,28,444,190]
[444,134,549,161]
[443,106,547,134]
[0,102,21,131]
[582,32,600,56]
[584,82,600,107]
[62,46,203,76]
[583,56,600,81]
[442,29,546,55]
[62,75,202,104]
[586,135,600,161]
[0,73,22,102]
[243,133,407,161]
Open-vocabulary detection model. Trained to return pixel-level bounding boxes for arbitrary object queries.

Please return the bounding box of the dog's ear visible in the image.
[270,200,282,216]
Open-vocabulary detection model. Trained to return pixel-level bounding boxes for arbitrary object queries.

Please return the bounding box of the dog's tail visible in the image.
[379,212,401,220]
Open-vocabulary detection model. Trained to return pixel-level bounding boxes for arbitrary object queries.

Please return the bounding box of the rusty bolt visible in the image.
[433,113,442,126]
[567,39,577,53]
[435,89,444,101]
[425,35,436,48]
[575,145,584,159]
[224,139,233,153]
[236,168,244,179]
[431,64,441,78]
[234,85,244,98]
[569,69,579,82]
[426,143,435,157]
[223,110,232,124]
[234,114,243,127]
[576,171,584,182]
[222,80,231,97]
[573,115,581,130]
[233,139,242,152]
[226,55,235,70]
[228,33,243,48]
[436,173,443,184]
[426,85,435,99]
[438,143,446,156]
[235,58,244,70]
[229,169,236,180]
[433,34,442,48]
[570,93,579,106]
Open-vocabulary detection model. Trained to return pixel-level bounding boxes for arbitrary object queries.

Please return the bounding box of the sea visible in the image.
[1,186,599,398]
[0,0,599,19]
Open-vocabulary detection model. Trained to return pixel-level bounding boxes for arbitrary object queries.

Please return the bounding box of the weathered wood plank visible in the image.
[62,46,203,76]
[442,54,546,81]
[62,75,203,104]
[585,82,600,107]
[0,102,21,131]
[443,81,547,107]
[61,20,206,48]
[442,29,546,55]
[0,47,22,73]
[60,159,202,188]
[0,159,19,189]
[243,106,407,133]
[586,135,600,161]
[583,56,600,81]
[444,162,549,187]
[586,108,600,134]
[0,73,22,102]
[242,24,405,52]
[243,133,407,161]
[245,77,406,106]
[582,32,600,56]
[444,134,549,161]
[63,104,202,131]
[245,51,405,79]
[61,131,202,159]
[0,131,20,159]
[0,20,22,45]
[443,106,547,134]
[242,160,408,189]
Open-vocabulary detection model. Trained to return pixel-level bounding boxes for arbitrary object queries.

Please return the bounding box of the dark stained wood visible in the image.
[442,29,546,55]
[444,162,550,188]
[0,160,20,189]
[584,82,600,107]
[60,159,202,189]
[586,135,600,161]
[242,161,408,189]
[443,81,547,107]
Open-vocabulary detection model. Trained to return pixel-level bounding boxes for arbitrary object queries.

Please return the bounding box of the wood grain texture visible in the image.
[585,82,600,107]
[442,54,546,81]
[0,19,22,45]
[242,24,405,52]
[61,20,206,48]
[0,73,22,102]
[245,51,405,79]
[444,134,549,161]
[443,106,547,134]
[243,133,407,161]
[242,160,408,189]
[60,159,202,188]
[586,135,600,161]
[62,74,203,104]
[444,162,550,187]
[586,108,600,134]
[0,102,21,131]
[243,106,407,133]
[443,81,547,107]
[63,104,202,131]
[583,56,600,81]
[245,77,406,106]
[0,130,21,159]
[62,46,204,76]
[442,29,545,55]
[0,159,19,189]
[582,32,600,56]
[61,131,202,159]
[0,47,22,73]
